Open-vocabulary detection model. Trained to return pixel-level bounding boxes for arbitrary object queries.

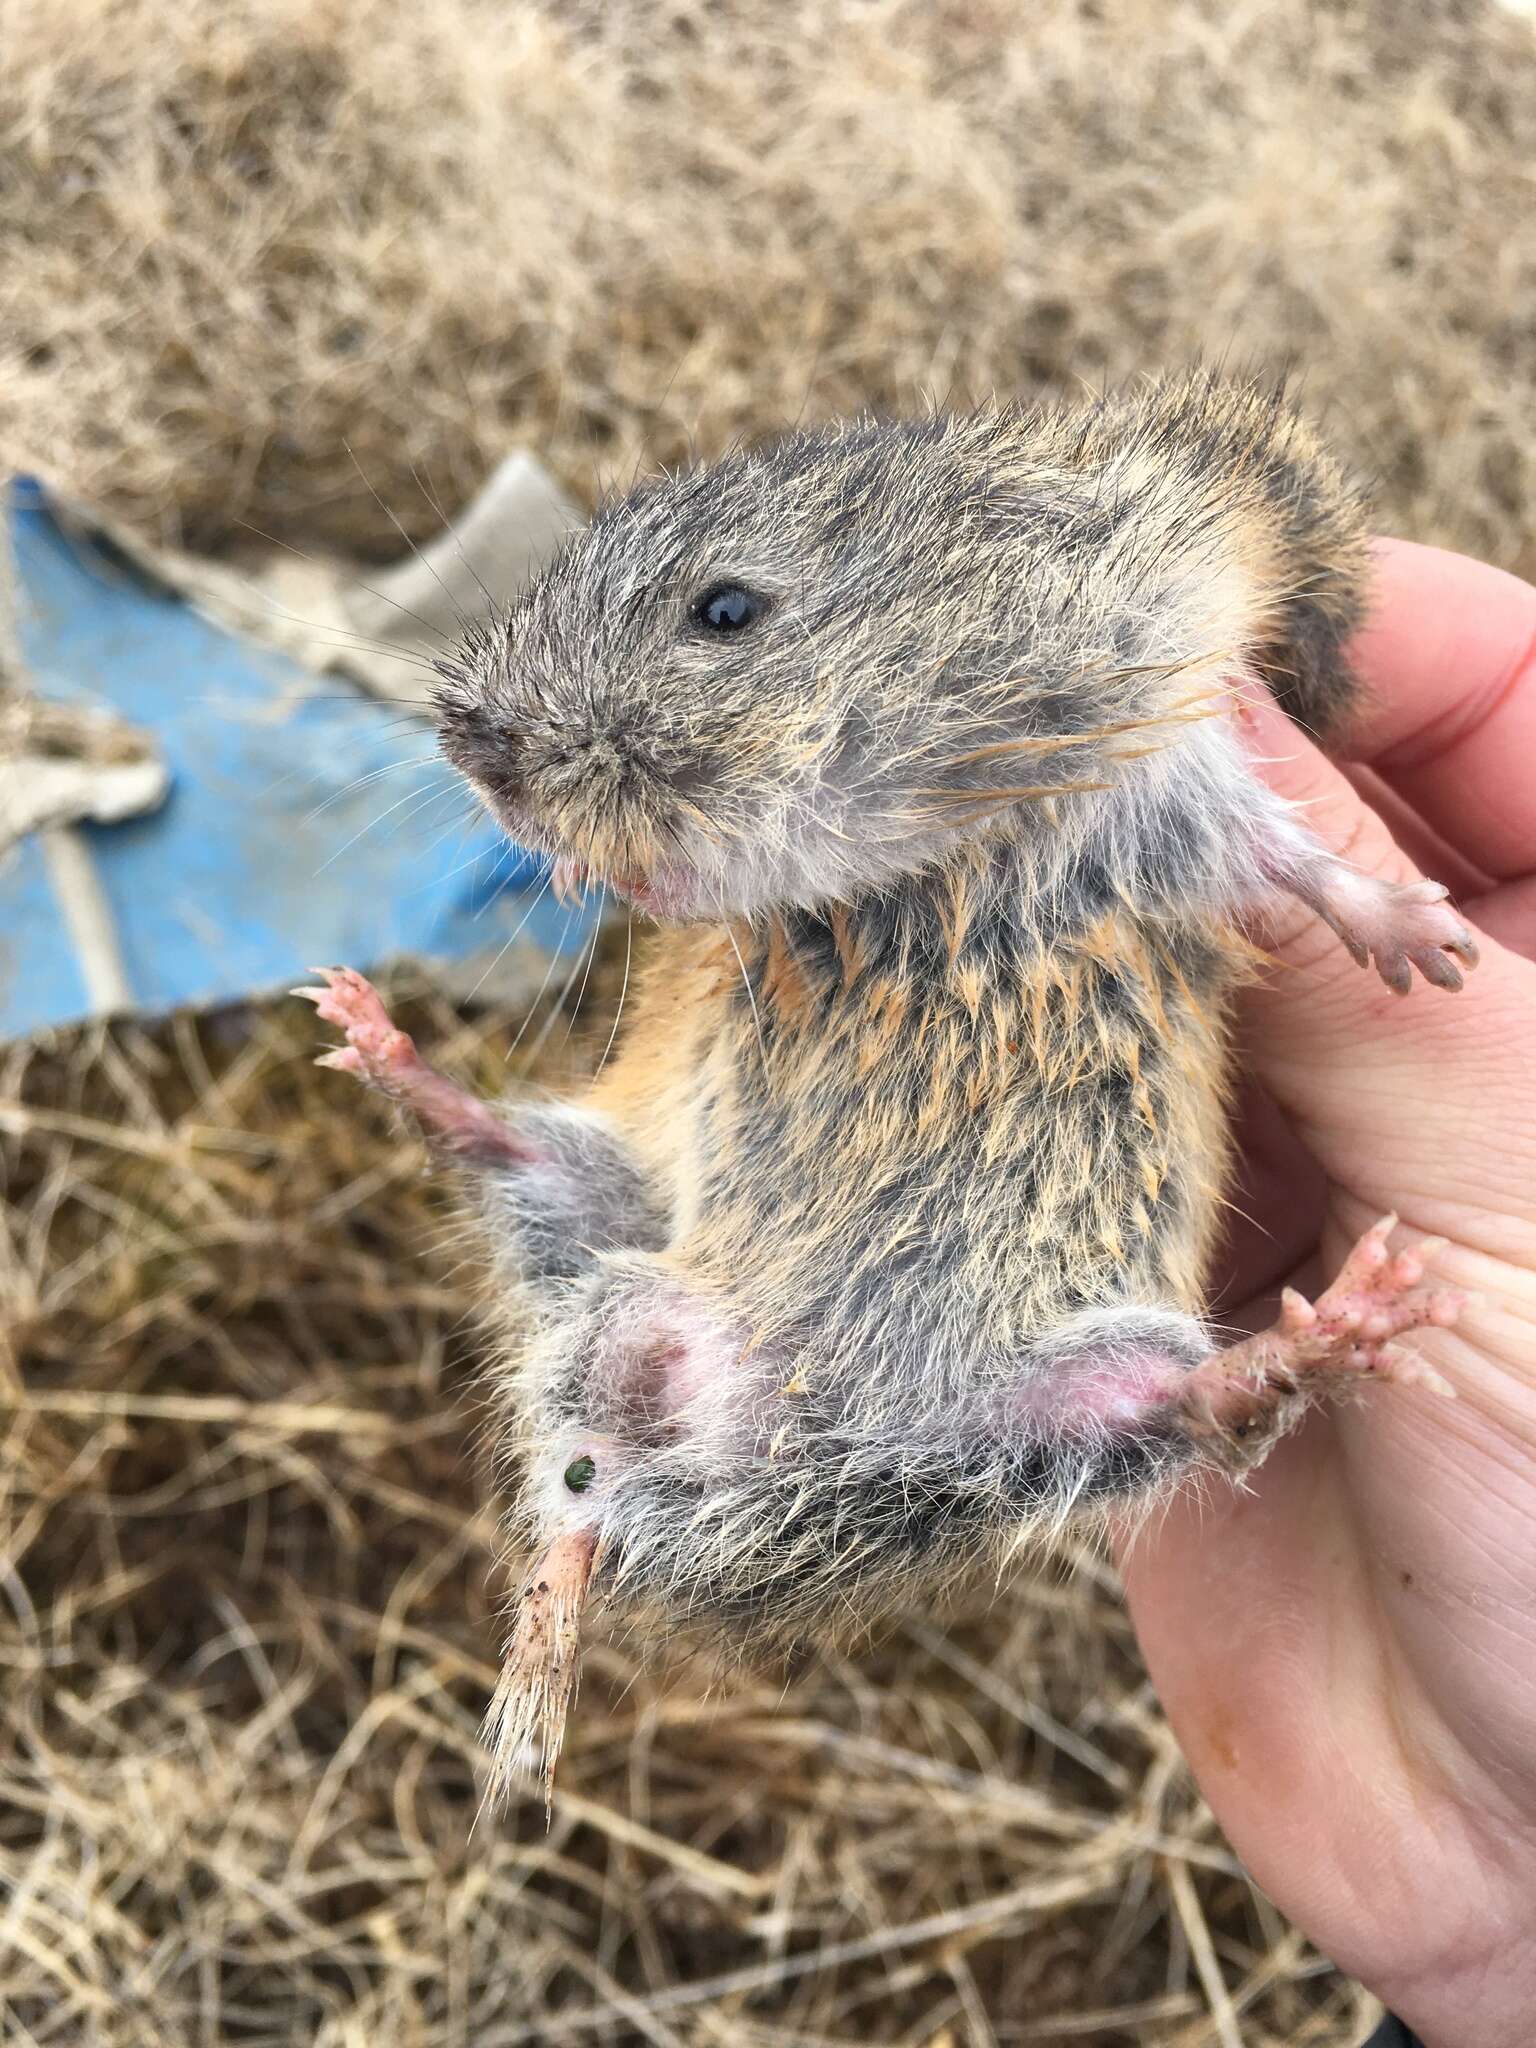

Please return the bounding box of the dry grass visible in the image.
[1,973,1382,2045]
[4,0,1531,2037]
[2,0,1535,573]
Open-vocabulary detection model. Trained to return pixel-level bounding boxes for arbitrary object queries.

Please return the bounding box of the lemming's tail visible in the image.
[481,1525,596,1820]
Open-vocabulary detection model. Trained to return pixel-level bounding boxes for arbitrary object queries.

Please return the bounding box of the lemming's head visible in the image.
[434,413,1228,921]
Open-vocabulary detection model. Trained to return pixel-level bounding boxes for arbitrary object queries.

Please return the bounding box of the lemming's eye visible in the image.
[693,584,763,632]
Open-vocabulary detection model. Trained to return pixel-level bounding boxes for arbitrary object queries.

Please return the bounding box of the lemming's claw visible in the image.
[313,1046,365,1076]
[292,966,418,1084]
[298,964,536,1163]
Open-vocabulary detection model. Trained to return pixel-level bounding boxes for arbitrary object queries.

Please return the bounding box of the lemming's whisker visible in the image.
[273,547,447,660]
[370,779,472,855]
[344,440,473,643]
[408,794,492,871]
[561,869,610,1048]
[283,630,446,675]
[508,823,606,1064]
[475,833,546,921]
[300,751,443,824]
[221,594,448,677]
[716,885,768,1070]
[518,902,602,1066]
[313,777,463,873]
[410,462,499,619]
[229,521,455,671]
[461,868,556,1005]
[417,823,520,901]
[264,701,434,722]
[593,908,634,1080]
[504,904,583,1065]
[231,516,324,562]
[249,729,437,805]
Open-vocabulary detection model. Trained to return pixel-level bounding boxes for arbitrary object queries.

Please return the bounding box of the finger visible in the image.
[1465,872,1536,962]
[1341,764,1492,903]
[1341,538,1536,881]
[1238,697,1536,1230]
[1208,1066,1327,1314]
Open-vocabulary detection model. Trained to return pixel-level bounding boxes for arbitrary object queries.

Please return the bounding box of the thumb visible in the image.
[1237,693,1534,1235]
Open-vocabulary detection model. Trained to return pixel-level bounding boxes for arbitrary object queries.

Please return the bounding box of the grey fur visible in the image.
[422,372,1472,1672]
[469,1104,667,1296]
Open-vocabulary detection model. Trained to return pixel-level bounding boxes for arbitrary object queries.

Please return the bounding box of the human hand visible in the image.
[1118,540,1536,2047]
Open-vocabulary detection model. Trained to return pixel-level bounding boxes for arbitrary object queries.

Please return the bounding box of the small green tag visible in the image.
[563,1454,597,1494]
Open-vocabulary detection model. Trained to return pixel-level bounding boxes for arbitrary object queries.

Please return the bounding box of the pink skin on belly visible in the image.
[576,1216,1461,1478]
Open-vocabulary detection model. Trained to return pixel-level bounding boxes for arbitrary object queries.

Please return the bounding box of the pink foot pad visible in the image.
[1314,873,1479,994]
[293,967,538,1165]
[1177,1214,1463,1471]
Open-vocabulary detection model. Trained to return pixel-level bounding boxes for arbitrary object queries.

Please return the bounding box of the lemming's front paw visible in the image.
[1315,873,1479,993]
[291,966,419,1086]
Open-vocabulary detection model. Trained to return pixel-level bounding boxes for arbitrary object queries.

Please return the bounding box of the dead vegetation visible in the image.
[4,0,1532,2038]
[0,976,1383,2044]
[3,0,1536,572]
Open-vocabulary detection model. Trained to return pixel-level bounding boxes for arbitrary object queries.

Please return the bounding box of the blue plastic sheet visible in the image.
[1,487,591,1039]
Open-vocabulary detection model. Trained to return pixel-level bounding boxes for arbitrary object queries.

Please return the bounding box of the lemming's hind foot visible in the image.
[293,966,536,1165]
[1307,870,1479,993]
[1175,1214,1463,1472]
